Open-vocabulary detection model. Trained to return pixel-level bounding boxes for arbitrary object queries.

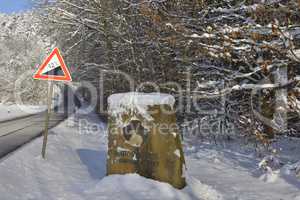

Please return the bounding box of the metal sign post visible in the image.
[42,81,54,159]
[33,47,72,159]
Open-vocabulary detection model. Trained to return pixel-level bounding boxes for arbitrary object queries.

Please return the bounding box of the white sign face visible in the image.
[33,47,72,82]
[41,54,61,74]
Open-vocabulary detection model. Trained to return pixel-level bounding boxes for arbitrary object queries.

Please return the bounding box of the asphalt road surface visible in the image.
[0,112,67,158]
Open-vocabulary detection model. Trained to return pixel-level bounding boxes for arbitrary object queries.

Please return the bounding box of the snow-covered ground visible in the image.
[0,110,221,200]
[185,140,300,200]
[0,104,46,121]
[0,109,299,200]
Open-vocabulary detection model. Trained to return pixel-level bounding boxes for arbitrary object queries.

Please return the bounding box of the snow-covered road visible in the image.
[0,104,46,122]
[0,110,299,200]
[0,112,66,158]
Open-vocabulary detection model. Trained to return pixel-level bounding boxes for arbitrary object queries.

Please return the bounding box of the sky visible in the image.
[0,0,33,14]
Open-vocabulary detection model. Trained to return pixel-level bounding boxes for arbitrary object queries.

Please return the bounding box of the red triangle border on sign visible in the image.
[33,48,72,82]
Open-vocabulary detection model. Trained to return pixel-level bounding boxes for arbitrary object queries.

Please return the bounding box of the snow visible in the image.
[283,161,300,180]
[0,108,222,200]
[117,146,130,152]
[85,174,223,200]
[0,12,49,104]
[259,168,280,183]
[259,155,282,170]
[288,49,300,61]
[108,92,175,126]
[189,33,215,39]
[171,132,177,137]
[174,149,181,158]
[108,92,175,110]
[0,104,46,121]
[185,140,300,200]
[232,83,281,90]
[0,108,299,199]
[258,155,282,183]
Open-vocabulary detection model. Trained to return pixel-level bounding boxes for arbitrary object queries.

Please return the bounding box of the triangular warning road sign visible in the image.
[33,48,72,82]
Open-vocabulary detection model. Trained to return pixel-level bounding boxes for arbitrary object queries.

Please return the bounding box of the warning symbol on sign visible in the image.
[33,48,72,82]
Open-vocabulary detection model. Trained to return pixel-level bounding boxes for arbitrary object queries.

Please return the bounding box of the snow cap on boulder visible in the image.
[108,92,175,110]
[108,92,176,127]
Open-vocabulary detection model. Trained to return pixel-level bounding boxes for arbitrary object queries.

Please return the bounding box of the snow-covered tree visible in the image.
[0,12,50,104]
[44,0,300,143]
